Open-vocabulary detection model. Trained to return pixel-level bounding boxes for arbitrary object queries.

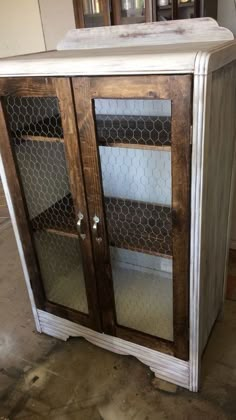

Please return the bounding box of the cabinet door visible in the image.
[73,75,192,360]
[0,77,100,331]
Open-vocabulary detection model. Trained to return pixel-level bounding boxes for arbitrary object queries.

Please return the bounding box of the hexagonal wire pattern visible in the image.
[95,98,173,339]
[95,99,172,258]
[96,114,171,147]
[3,95,88,313]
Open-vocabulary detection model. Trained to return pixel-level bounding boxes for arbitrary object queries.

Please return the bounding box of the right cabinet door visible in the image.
[73,75,192,360]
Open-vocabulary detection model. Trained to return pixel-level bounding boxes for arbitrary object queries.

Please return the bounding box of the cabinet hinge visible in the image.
[190,125,193,145]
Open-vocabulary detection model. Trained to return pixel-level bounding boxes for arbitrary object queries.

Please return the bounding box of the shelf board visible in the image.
[96,114,171,148]
[105,196,173,258]
[99,142,171,151]
[22,135,64,143]
[31,194,76,234]
[44,228,78,239]
[31,194,173,258]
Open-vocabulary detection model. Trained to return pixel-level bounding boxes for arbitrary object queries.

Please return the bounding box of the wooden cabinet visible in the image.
[73,0,217,27]
[0,19,235,391]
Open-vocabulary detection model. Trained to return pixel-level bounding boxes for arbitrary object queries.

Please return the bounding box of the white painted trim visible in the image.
[1,40,236,78]
[189,52,209,392]
[0,154,41,333]
[37,309,190,389]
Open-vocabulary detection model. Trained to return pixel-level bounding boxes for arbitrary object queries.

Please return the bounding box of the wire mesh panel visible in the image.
[94,98,173,341]
[3,95,88,314]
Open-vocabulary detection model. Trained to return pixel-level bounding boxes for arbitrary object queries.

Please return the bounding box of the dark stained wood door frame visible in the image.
[0,77,101,331]
[73,75,192,360]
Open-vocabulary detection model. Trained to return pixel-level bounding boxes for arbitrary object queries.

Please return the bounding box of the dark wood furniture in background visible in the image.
[73,0,218,28]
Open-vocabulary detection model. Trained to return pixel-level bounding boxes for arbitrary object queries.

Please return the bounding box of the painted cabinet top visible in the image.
[0,18,235,77]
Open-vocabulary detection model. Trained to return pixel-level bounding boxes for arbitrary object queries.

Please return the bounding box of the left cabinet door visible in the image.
[0,77,101,331]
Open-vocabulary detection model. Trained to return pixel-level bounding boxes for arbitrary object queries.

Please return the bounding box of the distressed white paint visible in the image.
[0,41,236,78]
[38,309,189,389]
[57,18,233,50]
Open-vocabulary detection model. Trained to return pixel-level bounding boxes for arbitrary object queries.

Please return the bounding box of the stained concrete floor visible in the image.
[0,223,236,419]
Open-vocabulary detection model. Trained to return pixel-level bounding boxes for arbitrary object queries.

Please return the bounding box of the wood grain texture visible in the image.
[0,76,101,332]
[0,77,55,96]
[73,77,116,336]
[189,56,236,392]
[111,0,121,25]
[73,75,191,359]
[100,0,111,26]
[199,62,236,353]
[53,77,101,331]
[171,75,192,361]
[57,18,233,50]
[73,0,85,28]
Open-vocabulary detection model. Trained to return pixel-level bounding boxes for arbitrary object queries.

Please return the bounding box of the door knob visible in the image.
[77,212,86,240]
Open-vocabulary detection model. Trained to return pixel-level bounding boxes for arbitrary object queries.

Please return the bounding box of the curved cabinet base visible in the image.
[37,309,191,390]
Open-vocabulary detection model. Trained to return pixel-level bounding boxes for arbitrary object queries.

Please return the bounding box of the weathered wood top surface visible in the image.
[0,19,235,77]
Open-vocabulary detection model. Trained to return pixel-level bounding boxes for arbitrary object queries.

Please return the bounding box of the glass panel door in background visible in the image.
[94,98,173,341]
[3,96,89,314]
[178,0,195,19]
[157,0,173,21]
[83,0,110,27]
[120,0,146,24]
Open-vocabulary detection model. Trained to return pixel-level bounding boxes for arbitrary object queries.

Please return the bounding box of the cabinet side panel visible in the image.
[200,61,236,353]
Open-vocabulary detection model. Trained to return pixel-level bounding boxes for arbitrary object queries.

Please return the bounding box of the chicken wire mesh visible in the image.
[95,98,171,147]
[96,114,171,147]
[95,98,173,338]
[3,95,88,312]
[94,98,173,258]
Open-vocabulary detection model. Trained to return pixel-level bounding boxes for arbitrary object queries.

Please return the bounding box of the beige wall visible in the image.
[39,0,75,51]
[218,0,236,248]
[218,0,236,35]
[0,0,45,58]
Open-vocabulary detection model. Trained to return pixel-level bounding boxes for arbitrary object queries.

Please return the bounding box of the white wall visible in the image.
[218,1,236,248]
[39,0,75,50]
[0,0,45,58]
[218,0,236,35]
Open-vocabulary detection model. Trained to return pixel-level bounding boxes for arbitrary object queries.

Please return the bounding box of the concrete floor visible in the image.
[0,223,236,419]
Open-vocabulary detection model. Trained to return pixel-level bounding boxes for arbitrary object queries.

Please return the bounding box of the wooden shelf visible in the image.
[31,194,172,257]
[96,114,171,148]
[31,194,77,236]
[44,228,77,239]
[100,142,171,151]
[104,196,173,258]
[13,114,63,140]
[22,135,64,143]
